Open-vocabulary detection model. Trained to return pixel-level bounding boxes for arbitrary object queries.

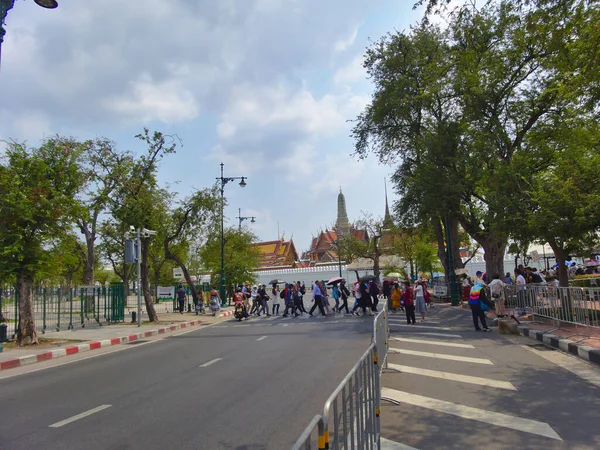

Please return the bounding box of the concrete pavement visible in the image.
[0,307,238,370]
[380,304,600,449]
[0,305,375,449]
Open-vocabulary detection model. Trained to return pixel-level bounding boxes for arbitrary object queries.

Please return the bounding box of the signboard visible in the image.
[77,285,98,295]
[172,268,184,279]
[157,286,174,300]
[433,285,448,297]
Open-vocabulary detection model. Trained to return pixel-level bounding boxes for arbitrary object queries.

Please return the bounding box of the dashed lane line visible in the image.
[49,405,112,428]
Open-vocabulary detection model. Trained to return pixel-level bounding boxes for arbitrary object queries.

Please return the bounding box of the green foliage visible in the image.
[198,227,260,294]
[0,138,86,281]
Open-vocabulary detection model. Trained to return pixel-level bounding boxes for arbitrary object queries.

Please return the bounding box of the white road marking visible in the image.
[49,404,112,428]
[282,324,289,327]
[380,437,420,450]
[389,319,440,324]
[389,324,452,331]
[199,358,222,368]
[407,332,463,339]
[257,335,268,341]
[391,337,474,349]
[381,388,561,441]
[389,348,493,365]
[388,363,516,390]
[521,345,600,388]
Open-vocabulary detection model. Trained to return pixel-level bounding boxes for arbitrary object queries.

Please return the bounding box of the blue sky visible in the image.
[0,0,426,254]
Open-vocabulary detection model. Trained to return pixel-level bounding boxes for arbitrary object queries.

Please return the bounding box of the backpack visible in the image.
[280,289,286,299]
[300,285,306,295]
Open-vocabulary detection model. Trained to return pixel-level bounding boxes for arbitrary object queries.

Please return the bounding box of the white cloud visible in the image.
[334,25,360,52]
[334,55,367,85]
[103,74,199,124]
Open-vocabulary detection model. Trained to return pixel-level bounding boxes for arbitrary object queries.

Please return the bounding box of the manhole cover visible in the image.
[125,340,148,345]
[527,343,556,351]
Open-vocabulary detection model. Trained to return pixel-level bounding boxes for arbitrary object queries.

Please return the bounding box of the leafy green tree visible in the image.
[108,129,178,322]
[76,138,131,285]
[163,187,221,305]
[199,227,260,301]
[0,138,86,344]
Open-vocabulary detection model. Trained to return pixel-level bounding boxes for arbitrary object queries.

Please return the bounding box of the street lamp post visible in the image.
[1,0,58,68]
[216,162,247,307]
[444,216,460,306]
[236,207,256,230]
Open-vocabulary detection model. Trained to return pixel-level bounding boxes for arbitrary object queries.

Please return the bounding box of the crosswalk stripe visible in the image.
[389,324,452,331]
[381,388,561,441]
[389,348,493,365]
[406,332,463,339]
[391,337,474,349]
[380,437,420,449]
[387,363,516,390]
[389,319,440,324]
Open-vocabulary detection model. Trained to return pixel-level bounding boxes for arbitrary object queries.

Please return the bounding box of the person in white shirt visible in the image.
[514,269,527,314]
[488,274,506,317]
[475,271,487,286]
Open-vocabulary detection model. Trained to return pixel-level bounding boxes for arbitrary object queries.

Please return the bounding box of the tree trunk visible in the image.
[17,266,38,345]
[165,244,199,305]
[480,238,507,279]
[141,238,158,322]
[373,248,381,280]
[548,241,570,287]
[433,219,448,275]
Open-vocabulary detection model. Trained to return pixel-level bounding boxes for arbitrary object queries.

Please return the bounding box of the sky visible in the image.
[0,0,427,255]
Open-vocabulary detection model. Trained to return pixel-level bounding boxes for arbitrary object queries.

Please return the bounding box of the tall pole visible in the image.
[238,208,242,230]
[220,163,226,307]
[137,227,142,327]
[444,216,460,306]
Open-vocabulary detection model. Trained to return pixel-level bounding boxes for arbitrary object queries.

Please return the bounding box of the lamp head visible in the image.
[34,0,59,8]
[251,217,256,223]
[239,177,247,188]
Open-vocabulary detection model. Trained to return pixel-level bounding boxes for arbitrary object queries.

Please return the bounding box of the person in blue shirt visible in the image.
[309,280,327,317]
[505,273,513,284]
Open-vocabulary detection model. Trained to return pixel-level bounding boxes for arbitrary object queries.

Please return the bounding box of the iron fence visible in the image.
[0,284,125,340]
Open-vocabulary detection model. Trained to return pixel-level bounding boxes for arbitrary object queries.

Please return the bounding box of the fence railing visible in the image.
[292,306,389,449]
[0,285,125,340]
[502,285,600,328]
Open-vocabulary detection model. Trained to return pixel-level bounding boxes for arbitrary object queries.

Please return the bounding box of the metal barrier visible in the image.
[525,285,600,328]
[291,415,325,450]
[1,285,126,340]
[294,306,389,449]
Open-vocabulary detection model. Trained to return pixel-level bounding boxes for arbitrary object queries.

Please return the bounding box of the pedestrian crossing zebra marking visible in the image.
[380,437,420,450]
[401,332,463,339]
[387,363,517,390]
[391,337,474,349]
[389,348,493,365]
[381,388,562,441]
[389,324,452,331]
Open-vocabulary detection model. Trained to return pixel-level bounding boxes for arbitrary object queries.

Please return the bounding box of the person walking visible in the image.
[176,284,186,314]
[469,282,492,332]
[403,281,415,324]
[414,280,428,322]
[283,284,299,317]
[391,283,402,312]
[208,286,221,316]
[195,289,204,315]
[250,286,260,315]
[331,283,341,312]
[271,285,280,315]
[294,282,307,314]
[383,280,392,311]
[309,280,326,317]
[338,280,350,314]
[369,280,380,312]
[258,284,270,316]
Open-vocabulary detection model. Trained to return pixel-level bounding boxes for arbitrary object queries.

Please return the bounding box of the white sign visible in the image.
[172,268,184,279]
[157,286,174,299]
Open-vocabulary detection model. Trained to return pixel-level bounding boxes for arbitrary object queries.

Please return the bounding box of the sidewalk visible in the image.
[459,302,600,366]
[0,306,235,371]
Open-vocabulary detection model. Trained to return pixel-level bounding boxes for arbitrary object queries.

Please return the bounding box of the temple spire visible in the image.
[383,177,393,228]
[336,188,350,235]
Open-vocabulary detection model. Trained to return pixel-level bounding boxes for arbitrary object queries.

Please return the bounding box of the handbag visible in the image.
[480,300,490,312]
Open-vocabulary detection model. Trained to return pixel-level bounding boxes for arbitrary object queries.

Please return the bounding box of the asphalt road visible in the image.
[0,312,374,450]
[380,305,600,450]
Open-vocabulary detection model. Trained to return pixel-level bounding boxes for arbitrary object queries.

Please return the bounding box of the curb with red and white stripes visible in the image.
[0,319,205,371]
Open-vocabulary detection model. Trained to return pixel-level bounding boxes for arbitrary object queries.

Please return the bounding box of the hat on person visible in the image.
[476,271,483,276]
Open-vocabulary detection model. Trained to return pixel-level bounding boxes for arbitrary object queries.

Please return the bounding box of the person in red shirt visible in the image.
[403,281,416,325]
[233,287,245,305]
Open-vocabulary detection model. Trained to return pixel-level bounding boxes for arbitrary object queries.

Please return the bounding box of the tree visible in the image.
[199,227,260,300]
[0,138,85,344]
[76,139,130,285]
[108,129,178,322]
[164,187,221,305]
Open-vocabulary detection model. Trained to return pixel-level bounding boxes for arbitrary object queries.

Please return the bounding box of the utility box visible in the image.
[125,239,137,263]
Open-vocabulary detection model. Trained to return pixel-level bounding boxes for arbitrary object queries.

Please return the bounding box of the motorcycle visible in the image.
[234,303,249,321]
